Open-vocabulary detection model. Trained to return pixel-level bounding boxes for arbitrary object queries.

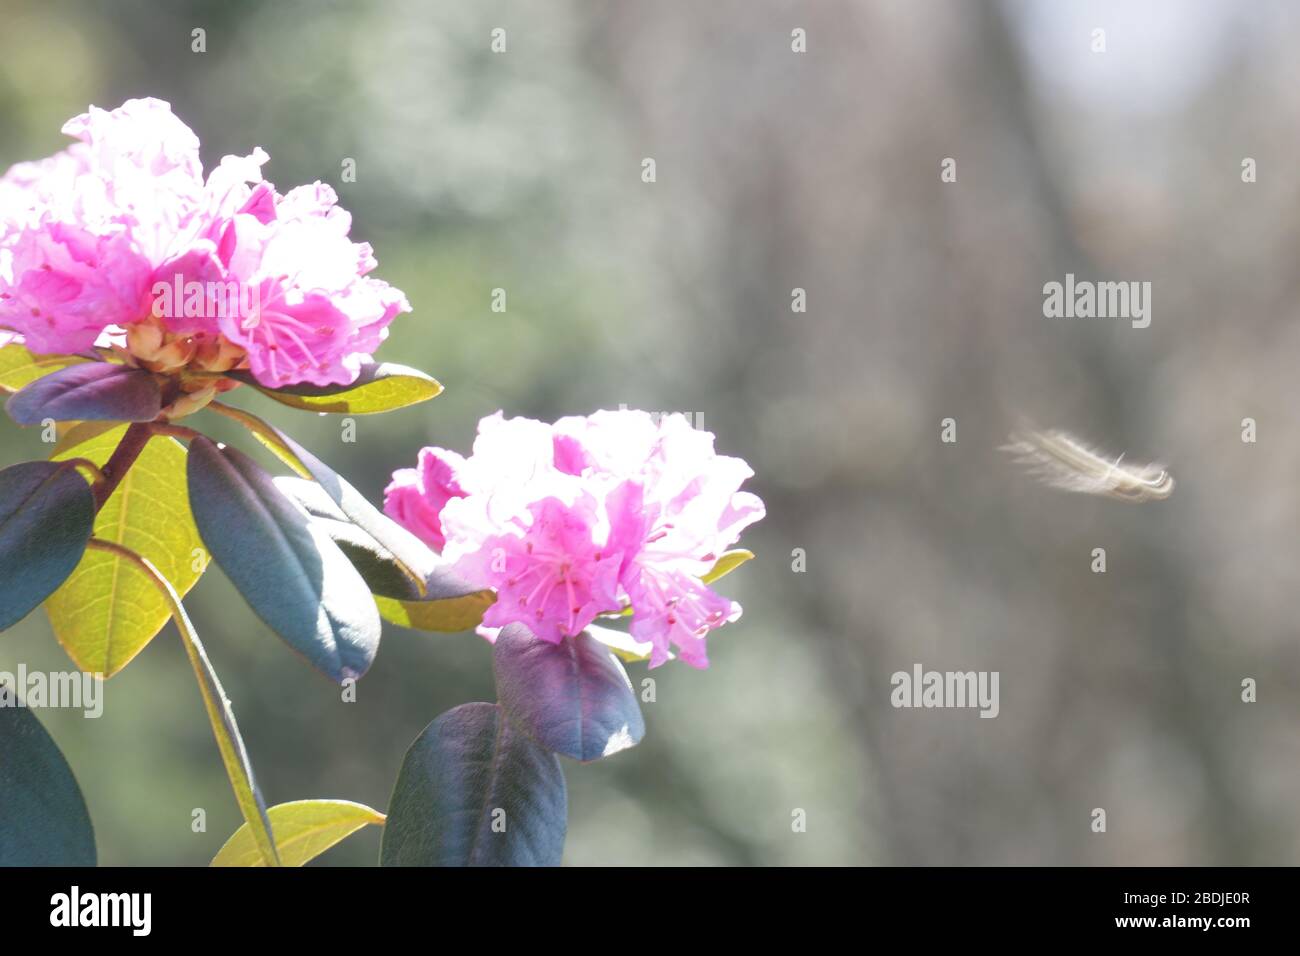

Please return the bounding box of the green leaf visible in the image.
[0,461,94,630]
[51,420,122,456]
[494,624,644,762]
[44,425,207,676]
[187,436,382,682]
[374,593,494,633]
[0,344,88,394]
[229,362,442,414]
[374,565,495,633]
[380,702,566,867]
[211,799,385,867]
[702,549,754,585]
[0,690,96,865]
[6,362,161,425]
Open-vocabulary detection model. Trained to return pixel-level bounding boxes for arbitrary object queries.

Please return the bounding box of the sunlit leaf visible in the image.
[51,420,121,456]
[702,549,754,585]
[211,799,385,867]
[45,425,207,676]
[0,344,89,394]
[228,362,442,414]
[374,563,494,633]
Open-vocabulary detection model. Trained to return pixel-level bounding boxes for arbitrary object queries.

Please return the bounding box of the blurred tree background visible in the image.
[3,0,1299,865]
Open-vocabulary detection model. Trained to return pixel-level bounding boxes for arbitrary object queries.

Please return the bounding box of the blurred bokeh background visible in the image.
[3,0,1299,865]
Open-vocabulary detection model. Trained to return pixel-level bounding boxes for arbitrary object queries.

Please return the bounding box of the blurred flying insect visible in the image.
[1002,427,1174,502]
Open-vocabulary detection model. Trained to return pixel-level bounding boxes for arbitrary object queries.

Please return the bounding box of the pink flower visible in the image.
[0,98,409,385]
[0,224,153,353]
[194,181,411,386]
[624,567,739,668]
[383,447,469,552]
[451,495,623,645]
[387,410,765,667]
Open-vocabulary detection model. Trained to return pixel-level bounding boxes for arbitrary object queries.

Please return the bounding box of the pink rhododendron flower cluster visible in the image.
[0,98,409,387]
[384,410,765,667]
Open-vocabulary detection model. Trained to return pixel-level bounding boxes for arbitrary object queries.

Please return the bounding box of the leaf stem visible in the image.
[149,422,203,442]
[204,400,311,477]
[85,538,282,866]
[63,457,108,487]
[92,422,153,511]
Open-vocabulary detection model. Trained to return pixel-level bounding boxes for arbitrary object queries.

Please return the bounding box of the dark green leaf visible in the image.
[229,362,442,414]
[186,437,381,682]
[380,702,566,867]
[494,624,645,762]
[280,431,435,586]
[5,362,161,425]
[0,461,95,631]
[275,477,420,599]
[217,403,433,595]
[0,691,96,865]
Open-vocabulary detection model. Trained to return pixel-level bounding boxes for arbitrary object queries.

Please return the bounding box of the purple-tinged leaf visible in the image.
[494,623,645,762]
[380,703,566,867]
[5,362,161,425]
